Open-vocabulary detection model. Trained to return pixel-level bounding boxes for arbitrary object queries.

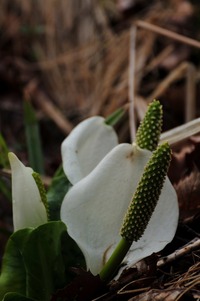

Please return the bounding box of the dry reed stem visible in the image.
[134,32,156,89]
[160,117,200,145]
[128,26,137,142]
[91,32,129,115]
[136,20,200,49]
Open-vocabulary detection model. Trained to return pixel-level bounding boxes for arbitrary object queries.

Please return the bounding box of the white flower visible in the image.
[60,117,179,275]
[61,116,118,184]
[8,152,48,231]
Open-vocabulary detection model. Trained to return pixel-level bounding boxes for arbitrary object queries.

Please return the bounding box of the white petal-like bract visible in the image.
[9,152,48,231]
[61,144,147,274]
[61,143,178,275]
[61,116,118,184]
[126,176,178,265]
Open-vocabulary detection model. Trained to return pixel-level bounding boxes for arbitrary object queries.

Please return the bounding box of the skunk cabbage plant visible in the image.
[5,100,179,293]
[61,101,179,277]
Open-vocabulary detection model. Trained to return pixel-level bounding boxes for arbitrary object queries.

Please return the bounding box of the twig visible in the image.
[136,20,200,49]
[129,26,137,141]
[157,238,200,267]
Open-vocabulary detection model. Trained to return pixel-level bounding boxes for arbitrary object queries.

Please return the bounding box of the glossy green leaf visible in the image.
[0,228,33,300]
[0,222,85,301]
[23,222,67,300]
[47,165,71,220]
[23,100,44,174]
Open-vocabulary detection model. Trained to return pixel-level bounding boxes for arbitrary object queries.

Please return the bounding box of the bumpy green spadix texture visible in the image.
[136,100,162,151]
[120,142,171,243]
[32,172,49,219]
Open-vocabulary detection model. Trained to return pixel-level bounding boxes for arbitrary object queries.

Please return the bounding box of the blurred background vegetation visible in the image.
[1,1,200,157]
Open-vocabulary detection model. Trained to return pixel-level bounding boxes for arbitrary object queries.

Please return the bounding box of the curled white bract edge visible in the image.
[61,142,179,275]
[61,116,118,184]
[8,152,48,231]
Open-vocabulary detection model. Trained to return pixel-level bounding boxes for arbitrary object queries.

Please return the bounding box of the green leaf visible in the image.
[22,221,84,300]
[23,100,44,174]
[47,165,71,220]
[105,108,125,126]
[23,222,67,300]
[0,222,85,301]
[0,228,33,300]
[0,133,9,168]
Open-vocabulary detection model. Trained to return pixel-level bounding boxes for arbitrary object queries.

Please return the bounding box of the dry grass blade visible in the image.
[128,26,137,141]
[136,20,200,49]
[160,117,200,145]
[163,262,200,301]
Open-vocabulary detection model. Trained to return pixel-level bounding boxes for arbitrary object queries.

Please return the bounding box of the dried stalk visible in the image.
[136,20,200,49]
[160,117,200,146]
[128,26,137,142]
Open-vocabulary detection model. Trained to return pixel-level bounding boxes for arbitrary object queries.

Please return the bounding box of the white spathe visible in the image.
[61,142,178,275]
[8,152,48,231]
[61,116,118,184]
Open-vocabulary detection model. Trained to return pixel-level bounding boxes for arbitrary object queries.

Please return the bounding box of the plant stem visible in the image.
[99,237,132,282]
